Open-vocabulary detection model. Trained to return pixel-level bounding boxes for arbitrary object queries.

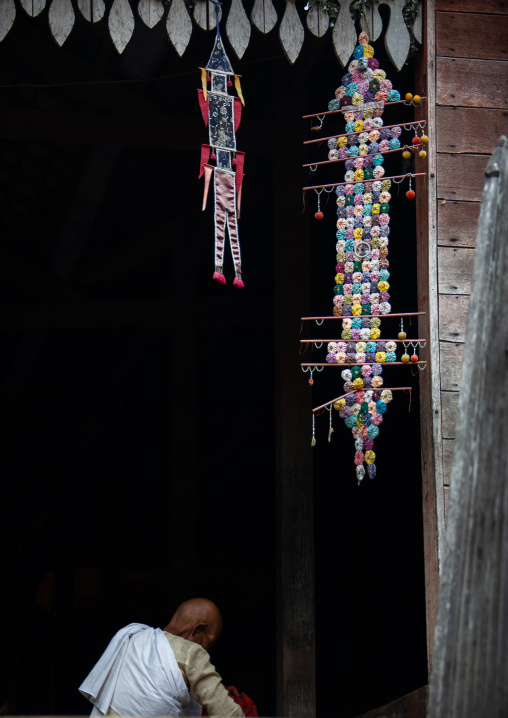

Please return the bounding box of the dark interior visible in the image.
[0,5,427,716]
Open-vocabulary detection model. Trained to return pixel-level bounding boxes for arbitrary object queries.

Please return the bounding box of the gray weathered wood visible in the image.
[226,0,251,59]
[279,0,304,65]
[193,0,221,30]
[371,0,386,41]
[439,341,464,391]
[442,439,454,486]
[437,154,492,202]
[438,294,470,342]
[384,0,410,70]
[438,200,480,248]
[437,246,474,295]
[108,0,135,53]
[77,0,105,22]
[19,0,46,17]
[332,1,357,67]
[441,391,459,439]
[138,0,164,28]
[250,0,277,33]
[306,4,328,38]
[48,0,75,46]
[429,137,508,718]
[167,0,192,56]
[0,0,16,41]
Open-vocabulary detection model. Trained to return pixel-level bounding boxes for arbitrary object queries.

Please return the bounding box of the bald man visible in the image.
[79,598,244,718]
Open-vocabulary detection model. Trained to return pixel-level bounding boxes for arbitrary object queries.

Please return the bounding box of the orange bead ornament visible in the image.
[315,211,324,220]
[411,354,419,363]
[406,189,415,199]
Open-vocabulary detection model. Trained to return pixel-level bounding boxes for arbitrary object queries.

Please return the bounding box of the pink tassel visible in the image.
[213,271,226,284]
[233,277,244,288]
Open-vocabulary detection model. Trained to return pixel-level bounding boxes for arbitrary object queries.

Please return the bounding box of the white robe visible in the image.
[79,623,201,717]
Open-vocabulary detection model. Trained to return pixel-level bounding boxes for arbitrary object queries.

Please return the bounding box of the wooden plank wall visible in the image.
[434,0,508,514]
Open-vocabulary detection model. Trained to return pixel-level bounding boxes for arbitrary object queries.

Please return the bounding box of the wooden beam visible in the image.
[436,11,508,60]
[415,0,445,675]
[437,247,474,295]
[439,341,464,392]
[437,199,480,247]
[436,57,508,109]
[274,58,315,718]
[437,154,492,201]
[438,295,470,342]
[436,107,508,155]
[435,0,508,13]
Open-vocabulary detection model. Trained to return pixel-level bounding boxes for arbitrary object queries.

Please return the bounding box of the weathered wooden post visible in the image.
[428,136,508,718]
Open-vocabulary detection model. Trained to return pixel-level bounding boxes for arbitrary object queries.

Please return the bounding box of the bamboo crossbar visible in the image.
[303,145,426,168]
[313,386,412,413]
[301,311,426,321]
[302,97,428,120]
[303,172,427,192]
[303,120,427,145]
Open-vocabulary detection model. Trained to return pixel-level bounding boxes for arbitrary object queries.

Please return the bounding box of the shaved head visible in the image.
[163,598,222,651]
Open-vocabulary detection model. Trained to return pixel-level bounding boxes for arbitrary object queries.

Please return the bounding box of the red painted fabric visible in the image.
[198,89,209,126]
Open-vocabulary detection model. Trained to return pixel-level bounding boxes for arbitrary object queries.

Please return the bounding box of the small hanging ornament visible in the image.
[398,317,407,340]
[314,189,324,220]
[328,405,334,443]
[311,413,316,447]
[406,175,415,199]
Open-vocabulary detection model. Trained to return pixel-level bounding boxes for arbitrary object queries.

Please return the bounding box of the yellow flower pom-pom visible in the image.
[354,120,364,132]
[378,280,389,292]
[373,69,386,82]
[375,352,386,363]
[353,378,364,389]
[370,327,381,339]
[352,305,362,316]
[352,93,364,105]
[338,136,348,148]
[365,450,376,464]
[354,228,363,239]
[372,203,380,215]
[381,390,393,403]
[363,44,374,58]
[335,273,344,284]
[354,169,364,181]
[334,398,346,411]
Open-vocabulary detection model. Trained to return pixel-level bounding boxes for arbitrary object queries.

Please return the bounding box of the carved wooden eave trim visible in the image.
[0,0,422,70]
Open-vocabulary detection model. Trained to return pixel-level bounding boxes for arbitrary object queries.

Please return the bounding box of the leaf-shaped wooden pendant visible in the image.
[306,4,328,38]
[0,0,16,40]
[19,0,46,17]
[109,0,135,53]
[193,0,221,30]
[138,0,164,28]
[48,0,75,46]
[167,0,192,56]
[77,0,105,23]
[226,0,250,59]
[332,1,356,67]
[384,0,410,70]
[250,0,277,35]
[279,0,304,64]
